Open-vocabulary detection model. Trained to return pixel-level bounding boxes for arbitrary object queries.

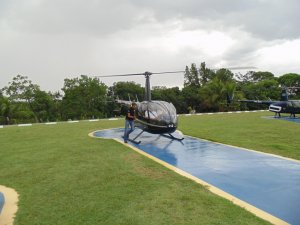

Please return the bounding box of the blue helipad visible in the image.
[93,128,300,225]
[0,192,4,214]
[263,116,300,124]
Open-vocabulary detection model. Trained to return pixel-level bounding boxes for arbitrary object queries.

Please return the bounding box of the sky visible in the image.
[1,0,300,92]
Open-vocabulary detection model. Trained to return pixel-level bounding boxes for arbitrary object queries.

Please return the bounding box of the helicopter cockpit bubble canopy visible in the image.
[137,101,178,125]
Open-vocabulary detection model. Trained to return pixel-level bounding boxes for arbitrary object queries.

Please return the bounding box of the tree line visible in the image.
[1,62,300,125]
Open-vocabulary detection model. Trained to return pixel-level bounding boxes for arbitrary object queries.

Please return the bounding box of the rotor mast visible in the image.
[144,71,152,101]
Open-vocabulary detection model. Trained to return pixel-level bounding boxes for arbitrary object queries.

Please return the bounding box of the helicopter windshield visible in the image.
[138,101,177,124]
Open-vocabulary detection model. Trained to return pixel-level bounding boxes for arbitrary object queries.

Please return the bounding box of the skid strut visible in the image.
[128,130,144,144]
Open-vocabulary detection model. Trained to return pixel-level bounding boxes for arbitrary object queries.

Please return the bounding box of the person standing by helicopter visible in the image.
[124,102,137,143]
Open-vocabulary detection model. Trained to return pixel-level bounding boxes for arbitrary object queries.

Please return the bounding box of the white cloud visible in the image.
[256,39,300,75]
[0,0,300,91]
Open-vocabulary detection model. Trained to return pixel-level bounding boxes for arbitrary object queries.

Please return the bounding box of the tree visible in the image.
[278,73,300,87]
[199,62,215,86]
[237,79,280,110]
[215,68,234,83]
[236,71,275,83]
[252,71,275,82]
[48,91,63,121]
[183,66,191,87]
[277,73,300,99]
[152,86,186,113]
[61,75,107,120]
[184,64,200,88]
[0,95,13,124]
[30,90,55,122]
[182,85,201,112]
[109,81,144,102]
[275,73,300,99]
[199,78,235,112]
[2,75,53,123]
[183,63,206,112]
[3,75,37,101]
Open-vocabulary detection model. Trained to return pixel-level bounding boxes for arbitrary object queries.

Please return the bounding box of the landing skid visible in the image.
[161,133,184,141]
[126,130,184,144]
[127,130,144,144]
[127,139,141,144]
[274,112,297,119]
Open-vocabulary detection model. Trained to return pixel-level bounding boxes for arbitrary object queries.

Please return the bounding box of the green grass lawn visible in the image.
[1,111,298,225]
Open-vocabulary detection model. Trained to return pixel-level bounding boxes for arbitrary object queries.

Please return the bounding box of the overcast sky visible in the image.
[1,0,300,92]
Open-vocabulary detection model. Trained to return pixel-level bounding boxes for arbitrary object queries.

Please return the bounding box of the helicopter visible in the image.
[96,71,185,144]
[239,87,300,118]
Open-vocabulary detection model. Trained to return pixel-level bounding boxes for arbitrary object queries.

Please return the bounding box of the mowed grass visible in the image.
[179,111,300,160]
[1,112,295,225]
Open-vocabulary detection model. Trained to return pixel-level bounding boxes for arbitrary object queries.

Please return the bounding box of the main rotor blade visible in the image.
[95,70,185,78]
[151,71,185,75]
[216,66,257,70]
[95,73,145,78]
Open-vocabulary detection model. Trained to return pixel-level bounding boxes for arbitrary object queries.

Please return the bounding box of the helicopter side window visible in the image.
[287,102,293,108]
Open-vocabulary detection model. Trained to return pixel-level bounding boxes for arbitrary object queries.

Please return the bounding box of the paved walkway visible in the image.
[0,192,4,213]
[93,128,300,225]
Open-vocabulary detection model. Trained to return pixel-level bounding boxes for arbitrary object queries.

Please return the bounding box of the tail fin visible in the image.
[280,89,288,101]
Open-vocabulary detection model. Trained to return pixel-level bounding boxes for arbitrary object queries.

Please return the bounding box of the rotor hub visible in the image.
[144,71,152,77]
